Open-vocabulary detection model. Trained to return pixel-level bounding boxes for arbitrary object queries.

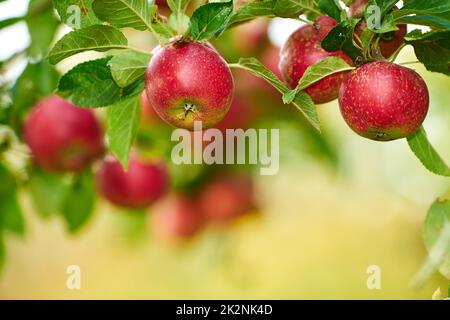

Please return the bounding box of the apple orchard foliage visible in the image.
[0,0,449,283]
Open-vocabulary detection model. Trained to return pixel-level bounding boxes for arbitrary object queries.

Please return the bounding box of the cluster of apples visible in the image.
[145,0,428,141]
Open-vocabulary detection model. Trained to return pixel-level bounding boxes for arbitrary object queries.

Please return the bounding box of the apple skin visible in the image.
[279,16,353,104]
[349,0,407,58]
[24,95,104,172]
[151,194,202,241]
[145,40,234,130]
[338,61,429,141]
[96,156,169,209]
[197,174,255,223]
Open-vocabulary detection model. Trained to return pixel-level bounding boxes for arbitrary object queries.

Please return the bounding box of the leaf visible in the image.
[230,57,320,132]
[395,0,450,19]
[92,0,154,31]
[0,164,24,235]
[108,50,151,88]
[227,0,276,27]
[407,126,450,177]
[167,0,191,33]
[53,0,101,28]
[188,1,234,41]
[321,18,362,59]
[47,24,128,64]
[28,167,69,218]
[397,12,450,30]
[58,57,122,108]
[404,30,450,76]
[0,17,23,30]
[423,198,450,279]
[27,0,60,58]
[107,95,142,168]
[273,0,320,18]
[61,170,95,233]
[283,57,353,104]
[318,0,343,22]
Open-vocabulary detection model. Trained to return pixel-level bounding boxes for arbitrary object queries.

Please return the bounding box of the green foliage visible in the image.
[188,0,234,41]
[0,164,25,236]
[283,57,354,104]
[107,95,142,169]
[228,0,276,27]
[318,0,345,23]
[167,0,191,33]
[53,0,101,28]
[230,58,320,132]
[61,170,95,233]
[321,18,362,59]
[394,0,450,19]
[404,30,450,75]
[423,197,450,279]
[47,25,127,64]
[407,127,450,177]
[108,50,151,88]
[273,0,320,19]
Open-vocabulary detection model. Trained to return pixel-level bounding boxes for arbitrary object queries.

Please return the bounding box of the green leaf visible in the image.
[0,17,23,30]
[92,0,154,31]
[28,167,69,218]
[273,0,320,19]
[151,17,177,41]
[167,0,191,33]
[58,57,122,108]
[107,95,142,168]
[61,170,95,233]
[423,198,450,279]
[47,24,128,64]
[397,12,450,30]
[404,30,450,76]
[283,57,353,104]
[228,0,276,27]
[27,0,60,58]
[395,0,450,19]
[318,0,344,22]
[188,1,234,41]
[230,57,320,132]
[407,126,450,177]
[321,18,362,59]
[53,0,101,28]
[108,50,151,88]
[0,164,24,235]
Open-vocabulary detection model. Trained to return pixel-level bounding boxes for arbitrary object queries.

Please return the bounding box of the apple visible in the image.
[150,194,202,241]
[145,39,234,130]
[279,16,353,104]
[197,174,255,223]
[96,155,169,209]
[348,0,407,58]
[24,95,104,172]
[338,61,429,141]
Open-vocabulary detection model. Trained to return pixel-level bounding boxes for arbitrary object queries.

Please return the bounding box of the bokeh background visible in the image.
[0,0,449,299]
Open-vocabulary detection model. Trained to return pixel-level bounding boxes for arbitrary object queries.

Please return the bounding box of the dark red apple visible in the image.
[145,40,234,130]
[338,61,429,141]
[96,155,169,209]
[151,194,202,241]
[197,174,255,223]
[348,0,407,58]
[24,95,103,172]
[279,16,353,104]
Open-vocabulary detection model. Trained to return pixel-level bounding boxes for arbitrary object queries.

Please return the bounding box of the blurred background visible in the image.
[0,0,449,299]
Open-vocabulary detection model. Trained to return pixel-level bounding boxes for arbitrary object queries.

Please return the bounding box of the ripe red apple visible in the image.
[145,40,234,130]
[24,95,104,172]
[96,155,169,209]
[338,61,429,141]
[150,194,202,241]
[348,0,407,58]
[279,16,353,104]
[197,174,255,223]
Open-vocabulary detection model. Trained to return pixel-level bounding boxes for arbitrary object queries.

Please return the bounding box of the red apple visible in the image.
[151,194,202,241]
[197,174,255,223]
[348,0,407,58]
[145,39,234,130]
[96,155,169,209]
[279,16,353,104]
[338,61,429,141]
[24,95,103,172]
